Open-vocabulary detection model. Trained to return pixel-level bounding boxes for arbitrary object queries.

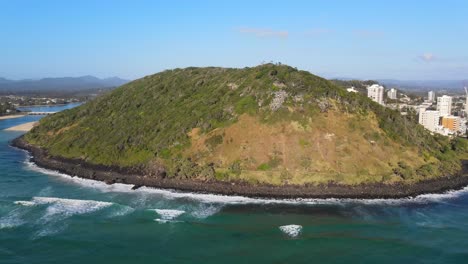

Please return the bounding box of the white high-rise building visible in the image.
[367,84,384,105]
[428,91,435,102]
[419,108,441,133]
[437,95,452,116]
[387,88,397,100]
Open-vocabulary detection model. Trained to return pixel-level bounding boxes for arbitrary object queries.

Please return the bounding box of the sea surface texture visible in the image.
[1,104,468,264]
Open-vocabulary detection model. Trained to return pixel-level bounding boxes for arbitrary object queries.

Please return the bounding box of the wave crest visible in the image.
[279,225,302,237]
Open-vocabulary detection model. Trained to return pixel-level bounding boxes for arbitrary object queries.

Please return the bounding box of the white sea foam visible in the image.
[0,218,24,229]
[16,196,134,219]
[24,159,135,193]
[23,157,468,206]
[39,197,112,219]
[151,209,185,223]
[17,197,113,238]
[0,210,26,229]
[154,219,169,223]
[14,201,35,206]
[15,197,113,221]
[279,225,302,238]
[153,209,185,220]
[190,204,222,219]
[15,196,134,238]
[125,185,468,206]
[8,196,113,232]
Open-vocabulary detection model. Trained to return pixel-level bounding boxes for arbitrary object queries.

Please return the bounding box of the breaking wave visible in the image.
[14,196,114,238]
[15,197,113,218]
[152,209,185,223]
[279,225,302,238]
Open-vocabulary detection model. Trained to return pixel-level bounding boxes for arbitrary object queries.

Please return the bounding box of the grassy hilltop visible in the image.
[24,64,468,185]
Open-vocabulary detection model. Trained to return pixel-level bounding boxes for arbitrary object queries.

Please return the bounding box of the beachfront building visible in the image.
[387,88,397,100]
[367,84,384,105]
[418,108,441,133]
[428,91,435,102]
[437,95,452,117]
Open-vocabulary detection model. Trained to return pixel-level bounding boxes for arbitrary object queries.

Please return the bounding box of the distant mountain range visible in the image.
[0,76,129,93]
[377,79,467,92]
[331,77,467,93]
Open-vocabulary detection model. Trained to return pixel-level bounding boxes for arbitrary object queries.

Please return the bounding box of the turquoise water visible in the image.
[1,106,468,263]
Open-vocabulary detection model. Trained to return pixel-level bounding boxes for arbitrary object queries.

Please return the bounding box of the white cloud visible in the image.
[418,53,436,62]
[238,27,288,38]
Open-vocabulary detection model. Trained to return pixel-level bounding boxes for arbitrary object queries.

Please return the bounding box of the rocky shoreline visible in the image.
[12,136,468,199]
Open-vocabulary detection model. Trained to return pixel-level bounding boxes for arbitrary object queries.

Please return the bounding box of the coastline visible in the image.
[12,136,468,199]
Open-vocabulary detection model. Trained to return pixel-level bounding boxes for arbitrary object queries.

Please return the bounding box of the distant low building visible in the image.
[346,87,358,93]
[367,84,384,105]
[399,95,411,103]
[387,88,397,100]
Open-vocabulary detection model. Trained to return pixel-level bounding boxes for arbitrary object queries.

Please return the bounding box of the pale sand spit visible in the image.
[0,114,26,120]
[4,122,38,131]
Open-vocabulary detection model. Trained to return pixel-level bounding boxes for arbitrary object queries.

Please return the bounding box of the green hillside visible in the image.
[24,64,468,185]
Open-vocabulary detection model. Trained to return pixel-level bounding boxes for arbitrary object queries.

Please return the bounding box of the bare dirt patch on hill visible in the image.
[186,112,426,185]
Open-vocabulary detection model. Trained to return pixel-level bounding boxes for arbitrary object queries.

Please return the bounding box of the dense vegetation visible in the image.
[24,64,468,185]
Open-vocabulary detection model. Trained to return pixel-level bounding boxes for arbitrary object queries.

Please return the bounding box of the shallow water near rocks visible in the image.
[1,106,468,263]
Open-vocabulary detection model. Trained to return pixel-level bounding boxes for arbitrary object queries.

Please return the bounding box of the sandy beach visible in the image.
[0,114,25,120]
[5,121,38,131]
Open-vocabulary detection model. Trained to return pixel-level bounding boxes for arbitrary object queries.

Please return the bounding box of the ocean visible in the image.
[1,104,468,264]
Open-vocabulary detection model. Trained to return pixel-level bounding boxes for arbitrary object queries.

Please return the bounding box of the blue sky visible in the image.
[1,0,467,80]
